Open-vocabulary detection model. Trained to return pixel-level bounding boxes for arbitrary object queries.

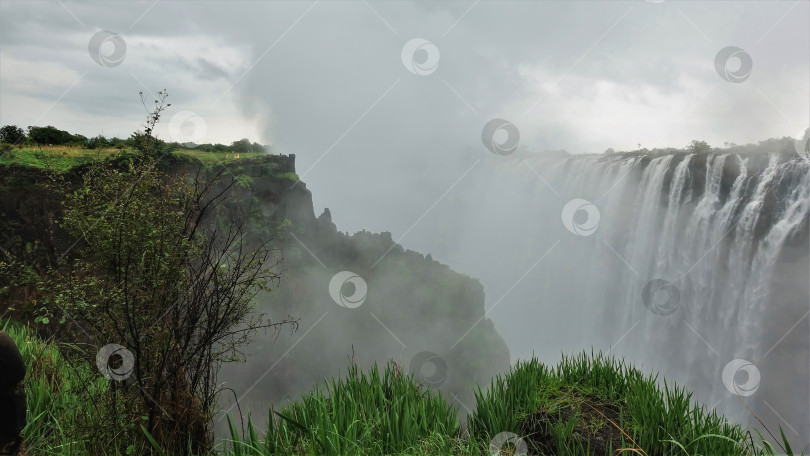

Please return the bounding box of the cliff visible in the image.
[200,155,511,422]
[0,153,511,424]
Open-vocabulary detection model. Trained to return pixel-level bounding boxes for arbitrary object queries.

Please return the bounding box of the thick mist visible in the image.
[452,148,810,444]
[218,1,809,447]
[1,0,809,450]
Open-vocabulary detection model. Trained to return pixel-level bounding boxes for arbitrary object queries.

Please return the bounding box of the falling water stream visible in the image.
[471,150,809,445]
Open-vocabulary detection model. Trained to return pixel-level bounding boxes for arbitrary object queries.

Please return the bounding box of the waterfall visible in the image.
[473,150,809,444]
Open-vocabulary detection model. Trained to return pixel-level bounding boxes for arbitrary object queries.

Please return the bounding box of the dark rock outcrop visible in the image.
[0,330,25,454]
[0,154,511,435]
[207,156,511,425]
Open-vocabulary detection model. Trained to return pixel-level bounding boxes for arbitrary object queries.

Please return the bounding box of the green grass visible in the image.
[0,145,121,171]
[176,148,266,162]
[0,144,268,172]
[469,353,753,455]
[220,362,464,456]
[2,319,107,454]
[3,319,164,455]
[4,318,804,455]
[221,352,804,456]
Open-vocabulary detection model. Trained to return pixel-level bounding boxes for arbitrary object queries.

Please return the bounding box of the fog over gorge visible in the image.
[1,0,810,454]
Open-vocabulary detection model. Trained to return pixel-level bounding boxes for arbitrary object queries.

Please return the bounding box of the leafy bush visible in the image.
[30,90,296,454]
[87,135,110,149]
[0,125,25,144]
[27,125,86,146]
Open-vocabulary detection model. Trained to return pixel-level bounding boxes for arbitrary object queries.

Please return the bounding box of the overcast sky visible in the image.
[2,1,807,148]
[1,0,808,298]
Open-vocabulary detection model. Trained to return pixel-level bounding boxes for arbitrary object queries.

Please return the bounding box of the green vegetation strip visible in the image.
[5,319,803,455]
[0,145,269,172]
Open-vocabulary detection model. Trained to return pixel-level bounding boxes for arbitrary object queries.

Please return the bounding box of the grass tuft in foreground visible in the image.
[5,318,804,455]
[223,361,462,456]
[226,352,803,455]
[3,320,120,455]
[470,352,751,455]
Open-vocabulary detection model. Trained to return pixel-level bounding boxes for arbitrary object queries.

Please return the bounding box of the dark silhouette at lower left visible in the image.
[0,330,25,455]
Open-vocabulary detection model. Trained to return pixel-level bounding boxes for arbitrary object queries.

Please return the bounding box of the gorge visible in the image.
[1,140,808,452]
[208,142,809,447]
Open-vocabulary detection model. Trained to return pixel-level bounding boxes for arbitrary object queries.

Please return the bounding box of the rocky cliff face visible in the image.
[0,154,511,429]
[207,155,510,427]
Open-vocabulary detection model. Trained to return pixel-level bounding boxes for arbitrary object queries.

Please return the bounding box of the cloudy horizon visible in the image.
[1,1,807,147]
[2,1,807,239]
